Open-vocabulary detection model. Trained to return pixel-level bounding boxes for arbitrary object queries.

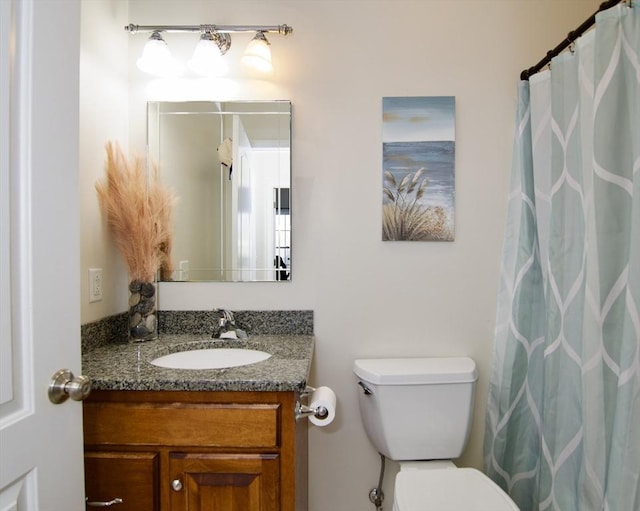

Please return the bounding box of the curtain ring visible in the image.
[567,30,577,54]
[546,50,554,71]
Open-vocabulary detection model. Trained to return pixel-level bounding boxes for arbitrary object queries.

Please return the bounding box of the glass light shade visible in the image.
[188,38,228,76]
[136,36,184,77]
[242,34,273,73]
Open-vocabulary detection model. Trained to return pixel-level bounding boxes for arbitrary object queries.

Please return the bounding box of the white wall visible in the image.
[80,0,130,322]
[80,1,599,509]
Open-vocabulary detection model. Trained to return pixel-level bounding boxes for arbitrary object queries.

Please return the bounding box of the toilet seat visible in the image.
[393,467,519,511]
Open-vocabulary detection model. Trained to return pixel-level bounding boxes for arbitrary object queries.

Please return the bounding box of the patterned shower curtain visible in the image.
[484,4,640,511]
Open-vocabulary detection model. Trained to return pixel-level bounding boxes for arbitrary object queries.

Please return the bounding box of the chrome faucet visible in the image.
[212,308,236,337]
[212,308,248,339]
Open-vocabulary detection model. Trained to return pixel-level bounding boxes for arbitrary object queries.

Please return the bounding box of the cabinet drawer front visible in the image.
[84,403,280,448]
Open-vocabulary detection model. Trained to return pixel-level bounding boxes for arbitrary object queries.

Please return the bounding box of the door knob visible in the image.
[172,479,183,491]
[48,369,92,404]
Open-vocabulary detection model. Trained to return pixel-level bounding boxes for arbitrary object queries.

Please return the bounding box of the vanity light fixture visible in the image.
[125,23,293,77]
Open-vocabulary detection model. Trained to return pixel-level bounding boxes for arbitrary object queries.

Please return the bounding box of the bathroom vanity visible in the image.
[81,334,314,511]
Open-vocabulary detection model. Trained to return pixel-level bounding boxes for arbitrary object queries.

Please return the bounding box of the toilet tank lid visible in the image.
[353,357,477,385]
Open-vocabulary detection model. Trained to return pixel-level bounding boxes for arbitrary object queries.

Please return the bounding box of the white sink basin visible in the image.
[150,348,271,370]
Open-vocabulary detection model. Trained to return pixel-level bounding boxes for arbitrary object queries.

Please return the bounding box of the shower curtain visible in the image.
[484,4,640,511]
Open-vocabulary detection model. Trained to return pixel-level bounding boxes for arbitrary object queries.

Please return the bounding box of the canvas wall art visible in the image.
[382,96,455,241]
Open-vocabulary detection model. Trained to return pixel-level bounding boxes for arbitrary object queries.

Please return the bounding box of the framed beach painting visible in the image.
[382,96,455,241]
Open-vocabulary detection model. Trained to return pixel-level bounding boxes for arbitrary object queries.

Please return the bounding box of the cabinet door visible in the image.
[85,451,159,511]
[169,453,279,511]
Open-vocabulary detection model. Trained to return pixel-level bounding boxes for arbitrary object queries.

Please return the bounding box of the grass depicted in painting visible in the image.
[382,168,453,241]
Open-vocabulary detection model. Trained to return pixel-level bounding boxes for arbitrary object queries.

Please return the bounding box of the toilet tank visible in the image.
[353,357,478,461]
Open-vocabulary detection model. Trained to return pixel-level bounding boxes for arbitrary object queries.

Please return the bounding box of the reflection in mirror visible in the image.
[148,101,291,282]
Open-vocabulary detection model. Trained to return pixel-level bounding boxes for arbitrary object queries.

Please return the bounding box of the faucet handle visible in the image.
[214,308,235,325]
[224,309,235,325]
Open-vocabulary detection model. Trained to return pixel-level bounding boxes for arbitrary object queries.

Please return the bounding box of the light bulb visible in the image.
[188,35,228,77]
[242,32,273,73]
[136,32,184,77]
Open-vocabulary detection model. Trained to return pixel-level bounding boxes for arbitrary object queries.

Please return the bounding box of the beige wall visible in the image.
[80,1,599,509]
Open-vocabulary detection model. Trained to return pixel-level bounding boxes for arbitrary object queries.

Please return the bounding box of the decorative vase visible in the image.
[128,279,158,341]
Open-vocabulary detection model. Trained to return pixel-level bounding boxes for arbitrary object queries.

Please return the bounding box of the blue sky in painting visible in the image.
[382,96,455,142]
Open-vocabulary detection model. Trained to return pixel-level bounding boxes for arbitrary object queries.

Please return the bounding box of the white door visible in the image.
[0,0,85,509]
[233,117,257,281]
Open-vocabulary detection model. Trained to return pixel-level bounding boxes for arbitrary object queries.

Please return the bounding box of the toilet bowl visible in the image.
[353,357,519,511]
[393,462,518,511]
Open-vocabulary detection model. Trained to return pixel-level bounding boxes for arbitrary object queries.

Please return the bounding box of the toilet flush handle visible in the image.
[358,381,372,395]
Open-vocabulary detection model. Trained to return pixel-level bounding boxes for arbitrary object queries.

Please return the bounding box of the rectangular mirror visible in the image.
[148,100,291,282]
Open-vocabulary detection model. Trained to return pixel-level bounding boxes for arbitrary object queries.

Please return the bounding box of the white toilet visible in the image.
[353,357,519,511]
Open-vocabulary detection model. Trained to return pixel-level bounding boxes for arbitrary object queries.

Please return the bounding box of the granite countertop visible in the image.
[82,334,314,392]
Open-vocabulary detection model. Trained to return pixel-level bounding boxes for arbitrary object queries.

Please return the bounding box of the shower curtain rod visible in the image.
[520,0,627,80]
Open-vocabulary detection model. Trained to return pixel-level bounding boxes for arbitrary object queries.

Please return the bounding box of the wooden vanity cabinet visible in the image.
[83,390,308,511]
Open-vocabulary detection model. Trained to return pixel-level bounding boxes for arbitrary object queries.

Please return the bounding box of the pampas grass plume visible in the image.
[96,141,175,282]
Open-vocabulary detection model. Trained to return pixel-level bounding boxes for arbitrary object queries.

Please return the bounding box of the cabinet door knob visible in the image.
[86,497,123,507]
[172,479,183,492]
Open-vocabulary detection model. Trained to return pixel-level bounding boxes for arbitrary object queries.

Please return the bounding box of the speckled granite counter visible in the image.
[82,334,314,392]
